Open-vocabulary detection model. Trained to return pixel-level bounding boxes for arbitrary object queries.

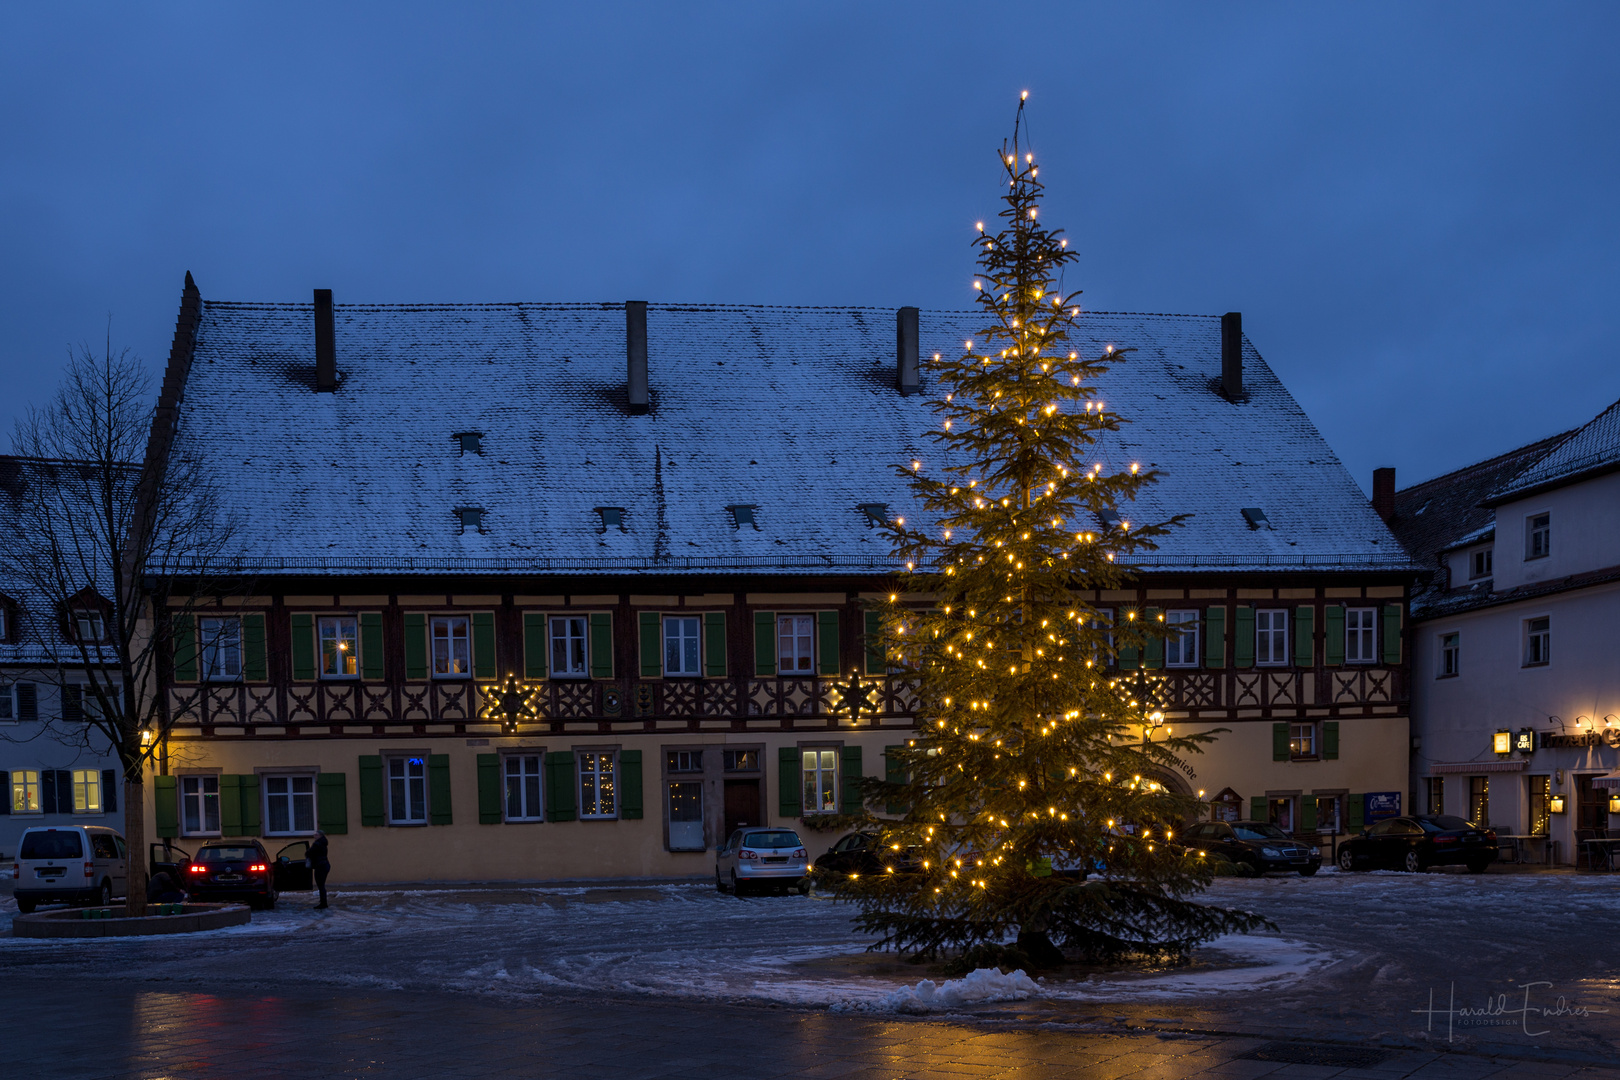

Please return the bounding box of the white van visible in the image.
[12,825,127,913]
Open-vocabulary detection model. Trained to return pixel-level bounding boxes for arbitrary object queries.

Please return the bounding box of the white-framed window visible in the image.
[1526,513,1550,560]
[431,616,470,678]
[504,754,544,821]
[1470,547,1493,580]
[71,769,102,813]
[1345,608,1376,663]
[578,751,617,818]
[667,749,702,773]
[1524,616,1550,667]
[1314,795,1340,833]
[387,756,428,824]
[1165,610,1199,668]
[74,610,107,643]
[199,616,242,681]
[1439,632,1460,678]
[264,774,317,834]
[550,616,588,678]
[668,780,704,850]
[778,615,815,674]
[663,616,701,677]
[180,775,221,835]
[11,769,41,814]
[319,616,358,678]
[1290,722,1317,760]
[1268,796,1295,833]
[1256,609,1288,665]
[801,747,839,815]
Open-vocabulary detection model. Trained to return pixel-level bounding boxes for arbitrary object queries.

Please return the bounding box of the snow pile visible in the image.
[832,967,1042,1013]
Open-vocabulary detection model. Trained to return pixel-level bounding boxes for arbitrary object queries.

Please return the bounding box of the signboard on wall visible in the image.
[1365,791,1402,821]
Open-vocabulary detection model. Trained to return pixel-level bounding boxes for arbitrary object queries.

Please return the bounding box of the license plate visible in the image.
[216,874,243,883]
[763,857,787,864]
[36,868,64,878]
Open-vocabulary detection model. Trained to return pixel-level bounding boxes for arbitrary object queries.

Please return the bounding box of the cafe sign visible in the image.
[1540,729,1620,749]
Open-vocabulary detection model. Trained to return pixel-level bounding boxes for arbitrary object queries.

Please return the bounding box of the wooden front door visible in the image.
[1576,774,1606,832]
[724,779,760,836]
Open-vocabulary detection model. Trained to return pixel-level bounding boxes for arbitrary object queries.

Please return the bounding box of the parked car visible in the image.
[153,839,314,895]
[184,840,280,908]
[1336,815,1497,873]
[715,828,808,895]
[13,825,128,913]
[812,831,921,880]
[1181,820,1322,876]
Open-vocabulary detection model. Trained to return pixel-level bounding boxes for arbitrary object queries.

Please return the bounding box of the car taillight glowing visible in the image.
[249,863,267,872]
[188,864,206,873]
[738,849,758,860]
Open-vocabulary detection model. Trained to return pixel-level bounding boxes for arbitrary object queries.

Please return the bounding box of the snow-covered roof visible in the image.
[1487,395,1620,505]
[170,300,1413,577]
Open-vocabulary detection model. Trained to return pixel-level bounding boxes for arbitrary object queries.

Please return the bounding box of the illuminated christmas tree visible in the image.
[838,96,1269,968]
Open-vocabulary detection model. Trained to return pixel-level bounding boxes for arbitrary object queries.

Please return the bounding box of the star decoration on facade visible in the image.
[478,672,541,734]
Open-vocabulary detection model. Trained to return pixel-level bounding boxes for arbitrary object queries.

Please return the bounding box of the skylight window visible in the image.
[1097,508,1122,530]
[857,503,889,528]
[454,432,484,455]
[456,507,486,534]
[596,507,626,533]
[1241,507,1270,530]
[727,505,760,531]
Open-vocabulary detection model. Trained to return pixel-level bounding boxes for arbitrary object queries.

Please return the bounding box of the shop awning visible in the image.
[1431,760,1528,774]
[1593,774,1620,789]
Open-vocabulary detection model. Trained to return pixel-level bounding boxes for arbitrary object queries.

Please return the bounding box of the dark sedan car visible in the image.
[1336,814,1497,873]
[1182,821,1322,875]
[811,832,920,880]
[184,840,279,908]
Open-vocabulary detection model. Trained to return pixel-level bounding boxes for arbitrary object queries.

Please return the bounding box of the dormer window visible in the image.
[454,432,484,455]
[456,507,486,534]
[595,507,625,533]
[856,503,889,528]
[1469,547,1493,580]
[727,505,759,531]
[1241,507,1270,530]
[73,610,107,643]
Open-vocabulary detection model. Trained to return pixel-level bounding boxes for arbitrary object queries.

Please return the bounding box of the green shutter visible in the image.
[703,612,727,677]
[317,773,348,834]
[1204,607,1226,668]
[839,745,863,815]
[865,610,885,675]
[639,611,662,677]
[884,745,907,815]
[1273,722,1290,761]
[778,746,801,817]
[360,613,384,681]
[1234,607,1255,668]
[173,614,197,682]
[239,774,261,835]
[589,613,614,678]
[242,613,268,682]
[1118,640,1139,669]
[1250,796,1268,822]
[817,611,841,676]
[291,613,316,682]
[403,613,428,680]
[620,749,643,819]
[154,774,178,838]
[1143,608,1163,669]
[523,613,548,679]
[546,751,576,821]
[220,774,243,836]
[754,611,776,675]
[1325,606,1345,666]
[477,754,502,824]
[428,754,452,825]
[472,612,496,680]
[359,755,384,826]
[1302,798,1317,832]
[1382,605,1403,665]
[1322,720,1340,760]
[1293,606,1314,667]
[1347,792,1365,831]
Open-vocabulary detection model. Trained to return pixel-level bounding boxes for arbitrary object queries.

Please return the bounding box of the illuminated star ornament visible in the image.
[830,670,881,722]
[479,673,541,734]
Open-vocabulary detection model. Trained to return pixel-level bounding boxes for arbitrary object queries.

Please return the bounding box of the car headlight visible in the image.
[1310,847,1320,856]
[1261,847,1281,858]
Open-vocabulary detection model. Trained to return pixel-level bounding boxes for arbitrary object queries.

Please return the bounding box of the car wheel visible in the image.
[715,868,728,893]
[1298,866,1319,877]
[1337,848,1357,872]
[16,897,36,914]
[99,880,113,907]
[1466,860,1488,874]
[1403,850,1425,874]
[730,871,744,897]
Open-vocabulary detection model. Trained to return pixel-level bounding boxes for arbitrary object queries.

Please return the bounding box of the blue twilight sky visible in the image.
[3,4,1617,493]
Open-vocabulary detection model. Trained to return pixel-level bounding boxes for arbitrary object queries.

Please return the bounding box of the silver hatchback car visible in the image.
[715,828,809,895]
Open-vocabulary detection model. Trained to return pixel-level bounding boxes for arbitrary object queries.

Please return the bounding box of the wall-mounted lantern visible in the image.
[1493,730,1512,755]
[1550,794,1567,815]
[1609,794,1620,815]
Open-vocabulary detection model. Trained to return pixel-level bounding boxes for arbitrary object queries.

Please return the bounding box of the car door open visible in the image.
[274,841,313,891]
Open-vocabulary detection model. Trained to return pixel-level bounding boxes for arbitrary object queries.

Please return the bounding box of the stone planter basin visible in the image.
[11,902,250,938]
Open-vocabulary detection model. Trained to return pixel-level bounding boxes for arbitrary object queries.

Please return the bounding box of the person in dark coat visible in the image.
[308,830,331,909]
[146,871,186,905]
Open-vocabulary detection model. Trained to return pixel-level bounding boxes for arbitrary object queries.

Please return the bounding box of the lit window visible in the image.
[1314,796,1340,834]
[1426,776,1445,816]
[72,769,101,813]
[723,749,758,772]
[1439,633,1460,677]
[1526,513,1550,560]
[504,754,543,822]
[667,750,703,773]
[668,781,704,850]
[199,617,242,681]
[579,751,617,818]
[1290,723,1317,760]
[801,748,839,815]
[1164,611,1199,668]
[778,615,815,674]
[664,616,701,676]
[1345,608,1376,664]
[549,616,588,678]
[1469,775,1489,825]
[1524,617,1550,667]
[1256,610,1287,665]
[388,757,428,824]
[181,775,221,835]
[431,616,471,677]
[11,769,41,814]
[319,617,358,678]
[1268,797,1294,833]
[1528,775,1551,835]
[1470,548,1493,580]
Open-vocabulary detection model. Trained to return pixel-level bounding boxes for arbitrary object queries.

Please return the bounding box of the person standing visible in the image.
[308,830,331,910]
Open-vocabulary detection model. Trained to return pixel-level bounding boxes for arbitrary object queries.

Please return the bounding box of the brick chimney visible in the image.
[1372,467,1396,524]
[896,306,920,396]
[626,300,648,415]
[314,289,336,392]
[1220,311,1243,400]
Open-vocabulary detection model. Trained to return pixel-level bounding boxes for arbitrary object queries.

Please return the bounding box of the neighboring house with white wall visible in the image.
[1390,399,1620,864]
